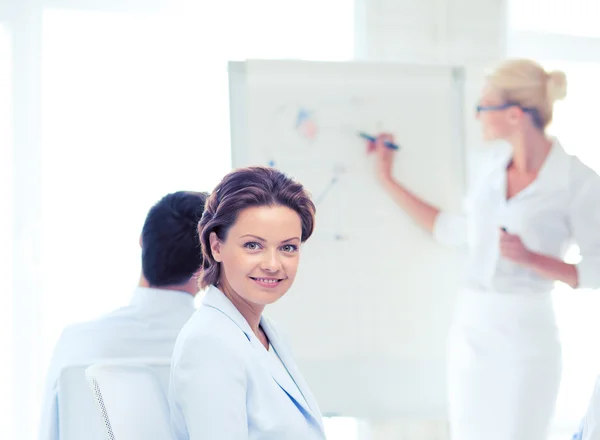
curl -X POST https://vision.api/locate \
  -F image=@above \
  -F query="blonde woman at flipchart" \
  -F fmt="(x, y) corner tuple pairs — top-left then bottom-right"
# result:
(366, 59), (600, 440)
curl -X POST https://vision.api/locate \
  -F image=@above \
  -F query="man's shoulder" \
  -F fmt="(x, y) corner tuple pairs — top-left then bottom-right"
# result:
(51, 302), (190, 367)
(50, 312), (137, 364)
(58, 306), (139, 341)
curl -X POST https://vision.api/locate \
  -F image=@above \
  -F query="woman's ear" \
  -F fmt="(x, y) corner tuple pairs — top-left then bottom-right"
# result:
(507, 106), (524, 125)
(209, 232), (223, 262)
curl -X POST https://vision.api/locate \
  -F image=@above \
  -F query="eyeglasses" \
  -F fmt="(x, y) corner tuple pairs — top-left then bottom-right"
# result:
(476, 103), (526, 113)
(475, 102), (543, 129)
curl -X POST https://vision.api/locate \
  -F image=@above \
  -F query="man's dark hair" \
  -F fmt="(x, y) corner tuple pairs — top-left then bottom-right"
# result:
(141, 191), (208, 287)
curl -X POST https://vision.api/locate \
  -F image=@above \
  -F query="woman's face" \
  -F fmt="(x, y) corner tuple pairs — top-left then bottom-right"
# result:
(477, 84), (522, 141)
(210, 205), (303, 308)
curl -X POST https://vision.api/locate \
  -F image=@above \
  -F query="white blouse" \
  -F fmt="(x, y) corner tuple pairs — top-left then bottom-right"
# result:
(433, 139), (600, 294)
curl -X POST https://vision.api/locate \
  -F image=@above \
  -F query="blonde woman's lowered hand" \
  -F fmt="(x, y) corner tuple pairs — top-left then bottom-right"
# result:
(499, 229), (532, 265)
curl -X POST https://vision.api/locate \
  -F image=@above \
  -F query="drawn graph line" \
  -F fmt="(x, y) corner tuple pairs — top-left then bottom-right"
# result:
(314, 163), (346, 206)
(265, 104), (387, 167)
(265, 160), (348, 241)
(266, 97), (375, 145)
(262, 99), (379, 241)
(314, 176), (337, 206)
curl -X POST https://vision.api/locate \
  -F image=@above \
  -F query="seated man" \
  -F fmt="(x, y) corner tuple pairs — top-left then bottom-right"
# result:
(39, 191), (208, 440)
(573, 377), (600, 440)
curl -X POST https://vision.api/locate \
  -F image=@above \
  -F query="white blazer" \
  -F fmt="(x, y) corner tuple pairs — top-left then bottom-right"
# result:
(169, 286), (325, 440)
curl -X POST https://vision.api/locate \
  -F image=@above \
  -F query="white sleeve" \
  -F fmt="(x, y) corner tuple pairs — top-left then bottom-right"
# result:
(170, 333), (248, 440)
(571, 177), (600, 290)
(431, 147), (500, 248)
(432, 211), (468, 247)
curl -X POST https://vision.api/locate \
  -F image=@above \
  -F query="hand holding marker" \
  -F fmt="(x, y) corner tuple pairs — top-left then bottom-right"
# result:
(358, 132), (400, 151)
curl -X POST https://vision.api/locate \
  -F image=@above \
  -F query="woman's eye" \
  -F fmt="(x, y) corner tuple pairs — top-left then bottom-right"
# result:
(282, 244), (298, 253)
(244, 242), (261, 250)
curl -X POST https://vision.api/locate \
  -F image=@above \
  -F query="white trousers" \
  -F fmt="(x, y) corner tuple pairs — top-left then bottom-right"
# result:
(447, 290), (562, 440)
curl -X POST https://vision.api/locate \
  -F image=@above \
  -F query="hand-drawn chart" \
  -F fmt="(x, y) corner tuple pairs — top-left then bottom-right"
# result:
(264, 97), (377, 158)
(261, 98), (389, 242)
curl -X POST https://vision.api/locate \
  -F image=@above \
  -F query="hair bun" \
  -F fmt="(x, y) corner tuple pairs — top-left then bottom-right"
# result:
(546, 70), (567, 102)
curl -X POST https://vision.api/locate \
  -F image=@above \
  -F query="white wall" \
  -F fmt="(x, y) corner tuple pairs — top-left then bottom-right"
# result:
(356, 0), (508, 438)
(357, 0), (506, 65)
(359, 0), (507, 165)
(10, 3), (44, 440)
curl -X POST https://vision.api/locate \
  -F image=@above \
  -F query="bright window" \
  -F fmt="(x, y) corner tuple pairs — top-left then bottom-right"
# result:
(542, 61), (600, 427)
(510, 0), (600, 38)
(508, 5), (600, 431)
(0, 23), (14, 440)
(545, 62), (600, 172)
(40, 9), (233, 356)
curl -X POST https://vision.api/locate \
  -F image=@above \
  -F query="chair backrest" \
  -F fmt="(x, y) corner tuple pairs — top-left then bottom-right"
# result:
(85, 360), (172, 440)
(58, 366), (106, 440)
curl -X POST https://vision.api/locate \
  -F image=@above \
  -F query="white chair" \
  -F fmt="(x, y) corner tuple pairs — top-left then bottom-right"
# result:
(58, 365), (107, 440)
(85, 360), (172, 440)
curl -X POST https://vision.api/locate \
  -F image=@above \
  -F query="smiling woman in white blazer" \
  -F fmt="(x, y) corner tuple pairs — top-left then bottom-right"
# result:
(367, 59), (600, 440)
(169, 166), (325, 440)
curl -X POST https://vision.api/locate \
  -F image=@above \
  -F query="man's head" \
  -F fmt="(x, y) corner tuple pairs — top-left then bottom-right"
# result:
(141, 191), (208, 292)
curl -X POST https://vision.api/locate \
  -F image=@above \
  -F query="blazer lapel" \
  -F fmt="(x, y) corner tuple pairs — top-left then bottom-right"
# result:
(260, 317), (323, 428)
(202, 286), (255, 338)
(202, 287), (323, 429)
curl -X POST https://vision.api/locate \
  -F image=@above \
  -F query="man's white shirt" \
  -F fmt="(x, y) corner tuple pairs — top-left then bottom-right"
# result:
(39, 287), (195, 440)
